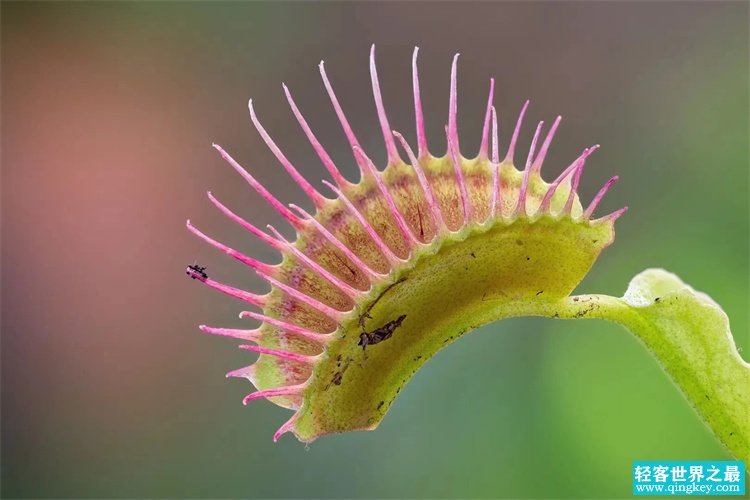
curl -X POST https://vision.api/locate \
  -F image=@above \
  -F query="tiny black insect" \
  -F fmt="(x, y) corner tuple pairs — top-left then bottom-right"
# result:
(358, 314), (407, 353)
(186, 263), (208, 280)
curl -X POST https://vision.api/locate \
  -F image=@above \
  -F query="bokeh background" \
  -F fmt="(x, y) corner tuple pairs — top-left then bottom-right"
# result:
(2, 1), (748, 498)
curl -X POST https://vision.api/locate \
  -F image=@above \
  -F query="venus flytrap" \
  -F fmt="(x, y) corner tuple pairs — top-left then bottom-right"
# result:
(186, 47), (749, 459)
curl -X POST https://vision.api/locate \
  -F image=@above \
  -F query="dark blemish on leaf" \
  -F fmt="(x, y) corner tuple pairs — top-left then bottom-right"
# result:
(377, 401), (384, 410)
(324, 356), (352, 390)
(592, 239), (598, 244)
(470, 252), (476, 258)
(553, 312), (560, 318)
(442, 335), (454, 344)
(359, 314), (407, 355)
(417, 205), (425, 239)
(481, 290), (508, 302)
(358, 277), (407, 328)
(331, 251), (357, 278)
(654, 297), (660, 303)
(705, 394), (710, 400)
(573, 303), (597, 319)
(536, 290), (544, 296)
(413, 355), (423, 361)
(526, 256), (530, 261)
(573, 297), (580, 302)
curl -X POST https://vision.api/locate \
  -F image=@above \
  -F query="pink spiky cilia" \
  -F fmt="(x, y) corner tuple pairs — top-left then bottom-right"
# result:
(186, 46), (627, 443)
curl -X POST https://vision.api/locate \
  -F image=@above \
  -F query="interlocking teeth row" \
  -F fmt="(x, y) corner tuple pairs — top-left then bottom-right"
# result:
(186, 46), (625, 441)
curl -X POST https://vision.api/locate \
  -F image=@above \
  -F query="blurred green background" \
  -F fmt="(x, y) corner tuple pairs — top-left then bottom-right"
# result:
(2, 1), (748, 498)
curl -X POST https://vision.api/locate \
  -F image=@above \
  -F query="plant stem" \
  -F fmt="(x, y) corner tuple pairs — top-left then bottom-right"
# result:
(535, 291), (749, 461)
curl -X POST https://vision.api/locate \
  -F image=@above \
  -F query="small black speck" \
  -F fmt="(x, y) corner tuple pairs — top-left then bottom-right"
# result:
(377, 401), (384, 410)
(331, 372), (343, 386)
(592, 239), (598, 244)
(526, 256), (530, 261)
(553, 313), (559, 318)
(413, 355), (423, 361)
(536, 290), (543, 296)
(470, 252), (476, 258)
(654, 297), (660, 303)
(573, 297), (580, 302)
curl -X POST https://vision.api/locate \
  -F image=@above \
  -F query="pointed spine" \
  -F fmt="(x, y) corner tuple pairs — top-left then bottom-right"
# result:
(240, 345), (318, 364)
(257, 271), (350, 321)
(584, 176), (619, 220)
(273, 412), (300, 442)
(563, 161), (586, 215)
(242, 382), (308, 405)
(186, 268), (265, 308)
(503, 100), (529, 165)
(369, 45), (400, 165)
(266, 224), (365, 298)
(537, 151), (585, 214)
(322, 180), (403, 266)
(319, 60), (365, 173)
(530, 115), (561, 174)
(478, 78), (495, 159)
(593, 206), (628, 223)
(446, 125), (473, 224)
(248, 100), (327, 207)
(289, 203), (386, 282)
(490, 106), (500, 218)
(207, 192), (283, 251)
(353, 147), (419, 248)
(186, 220), (275, 275)
(537, 146), (599, 215)
(239, 310), (333, 344)
(212, 144), (303, 229)
(448, 54), (460, 155)
(393, 131), (446, 233)
(225, 364), (256, 380)
(563, 145), (601, 216)
(200, 324), (261, 342)
(412, 46), (428, 158)
(283, 83), (350, 188)
(516, 121), (544, 217)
